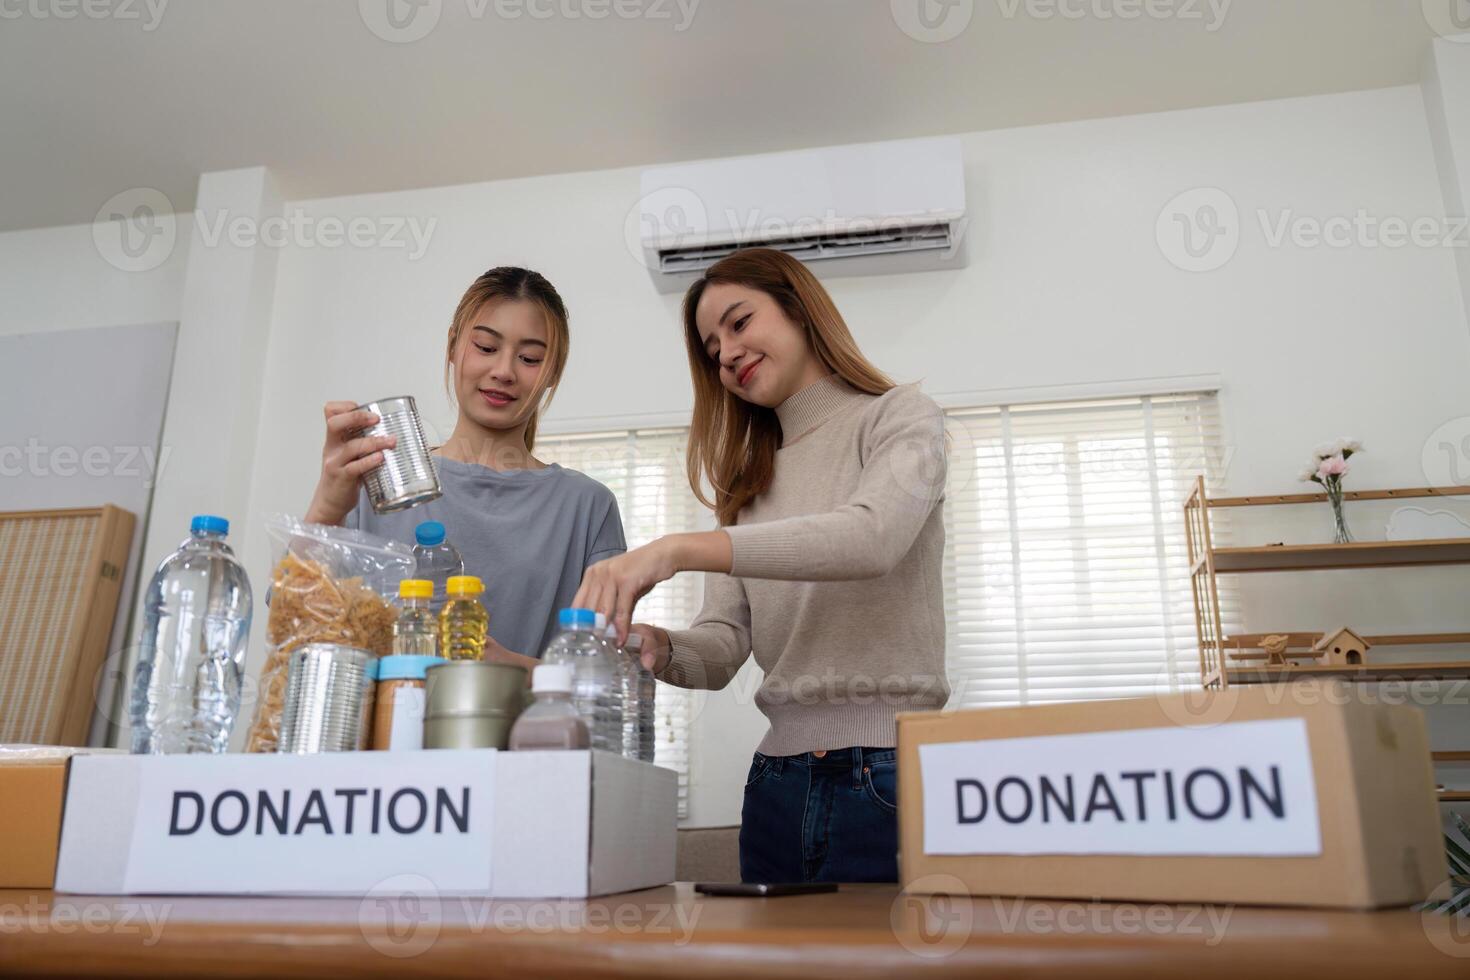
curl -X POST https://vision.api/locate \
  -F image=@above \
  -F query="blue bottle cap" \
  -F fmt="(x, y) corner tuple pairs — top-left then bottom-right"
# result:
(415, 521), (446, 546)
(190, 515), (229, 536)
(376, 655), (445, 681)
(558, 608), (597, 628)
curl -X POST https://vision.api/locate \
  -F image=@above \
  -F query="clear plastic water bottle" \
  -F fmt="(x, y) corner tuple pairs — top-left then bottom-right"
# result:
(130, 515), (252, 754)
(620, 632), (657, 763)
(543, 608), (619, 752)
(631, 634), (656, 764)
(604, 625), (646, 761)
(413, 520), (464, 614)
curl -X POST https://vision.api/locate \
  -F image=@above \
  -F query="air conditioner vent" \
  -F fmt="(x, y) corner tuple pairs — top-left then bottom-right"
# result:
(657, 222), (955, 275)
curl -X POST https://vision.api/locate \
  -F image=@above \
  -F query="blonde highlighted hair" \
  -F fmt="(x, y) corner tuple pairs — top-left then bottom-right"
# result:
(682, 248), (894, 525)
(444, 266), (569, 451)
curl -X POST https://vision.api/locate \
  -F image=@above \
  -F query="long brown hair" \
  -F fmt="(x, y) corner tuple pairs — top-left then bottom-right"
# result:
(683, 248), (894, 525)
(444, 266), (569, 451)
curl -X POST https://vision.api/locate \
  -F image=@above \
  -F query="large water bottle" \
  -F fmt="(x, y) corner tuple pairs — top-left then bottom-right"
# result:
(413, 520), (464, 614)
(630, 633), (656, 764)
(543, 608), (619, 752)
(130, 515), (253, 754)
(605, 628), (640, 758)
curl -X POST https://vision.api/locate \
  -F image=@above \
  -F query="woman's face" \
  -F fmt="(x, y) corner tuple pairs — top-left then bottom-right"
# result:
(453, 298), (548, 430)
(694, 282), (823, 408)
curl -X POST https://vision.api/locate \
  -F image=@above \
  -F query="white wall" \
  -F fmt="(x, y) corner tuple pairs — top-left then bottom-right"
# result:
(0, 220), (188, 336)
(7, 82), (1469, 825)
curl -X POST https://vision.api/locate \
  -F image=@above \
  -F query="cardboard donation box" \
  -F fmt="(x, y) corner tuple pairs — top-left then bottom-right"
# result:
(55, 749), (675, 898)
(0, 746), (124, 888)
(898, 681), (1443, 909)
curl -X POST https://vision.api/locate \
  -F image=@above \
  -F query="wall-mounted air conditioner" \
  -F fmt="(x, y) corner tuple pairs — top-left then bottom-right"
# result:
(636, 136), (968, 293)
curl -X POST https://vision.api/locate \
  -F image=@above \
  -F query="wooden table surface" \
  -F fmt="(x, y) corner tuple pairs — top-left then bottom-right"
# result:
(1, 884), (1466, 978)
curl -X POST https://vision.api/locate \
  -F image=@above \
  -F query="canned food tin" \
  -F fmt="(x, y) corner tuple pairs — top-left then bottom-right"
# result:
(423, 661), (525, 749)
(354, 395), (442, 514)
(278, 643), (375, 753)
(423, 713), (518, 750)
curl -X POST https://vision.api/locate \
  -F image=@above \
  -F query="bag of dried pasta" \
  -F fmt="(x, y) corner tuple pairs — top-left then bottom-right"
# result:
(245, 514), (414, 752)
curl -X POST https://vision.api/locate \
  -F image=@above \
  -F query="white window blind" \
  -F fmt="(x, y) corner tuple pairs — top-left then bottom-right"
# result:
(942, 391), (1238, 707)
(535, 428), (702, 816)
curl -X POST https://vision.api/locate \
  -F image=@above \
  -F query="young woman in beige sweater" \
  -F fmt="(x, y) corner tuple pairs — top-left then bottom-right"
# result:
(574, 248), (948, 883)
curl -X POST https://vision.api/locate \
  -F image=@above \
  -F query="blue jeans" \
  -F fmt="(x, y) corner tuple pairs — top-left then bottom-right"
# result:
(738, 747), (899, 884)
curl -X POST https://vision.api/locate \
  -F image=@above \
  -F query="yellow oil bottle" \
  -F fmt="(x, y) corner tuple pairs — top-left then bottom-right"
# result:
(439, 575), (489, 661)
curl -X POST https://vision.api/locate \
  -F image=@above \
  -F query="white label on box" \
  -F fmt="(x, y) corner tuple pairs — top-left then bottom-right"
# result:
(919, 718), (1321, 857)
(123, 749), (494, 894)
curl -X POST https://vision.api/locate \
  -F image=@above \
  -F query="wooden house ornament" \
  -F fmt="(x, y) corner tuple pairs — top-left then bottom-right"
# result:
(1313, 627), (1371, 666)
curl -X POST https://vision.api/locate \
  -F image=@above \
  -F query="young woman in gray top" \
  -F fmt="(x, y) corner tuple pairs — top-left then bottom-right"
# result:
(304, 266), (626, 668)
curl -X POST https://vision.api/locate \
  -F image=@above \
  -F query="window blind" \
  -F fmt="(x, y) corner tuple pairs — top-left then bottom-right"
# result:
(535, 427), (702, 816)
(941, 391), (1238, 707)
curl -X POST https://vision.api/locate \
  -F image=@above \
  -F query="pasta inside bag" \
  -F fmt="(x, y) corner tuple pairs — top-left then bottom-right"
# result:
(245, 514), (414, 753)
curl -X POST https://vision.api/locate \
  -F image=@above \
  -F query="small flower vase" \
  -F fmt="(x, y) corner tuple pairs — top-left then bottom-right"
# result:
(1326, 482), (1352, 544)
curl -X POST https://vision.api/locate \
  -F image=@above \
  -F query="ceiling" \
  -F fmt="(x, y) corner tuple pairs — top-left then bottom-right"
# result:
(0, 0), (1441, 233)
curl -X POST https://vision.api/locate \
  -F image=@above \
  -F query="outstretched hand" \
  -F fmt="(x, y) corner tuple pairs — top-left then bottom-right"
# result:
(573, 541), (678, 644)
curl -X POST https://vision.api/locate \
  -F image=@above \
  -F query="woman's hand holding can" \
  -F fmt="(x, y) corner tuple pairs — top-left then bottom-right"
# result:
(304, 400), (397, 526)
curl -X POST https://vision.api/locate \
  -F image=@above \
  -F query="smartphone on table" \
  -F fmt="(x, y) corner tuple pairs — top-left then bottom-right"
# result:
(694, 882), (838, 897)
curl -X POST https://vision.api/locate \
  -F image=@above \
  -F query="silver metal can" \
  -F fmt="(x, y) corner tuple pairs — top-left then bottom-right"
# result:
(277, 644), (376, 753)
(423, 713), (518, 750)
(423, 661), (525, 750)
(354, 395), (442, 514)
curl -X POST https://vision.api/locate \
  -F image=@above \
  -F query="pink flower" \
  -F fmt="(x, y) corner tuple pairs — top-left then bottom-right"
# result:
(1317, 455), (1348, 480)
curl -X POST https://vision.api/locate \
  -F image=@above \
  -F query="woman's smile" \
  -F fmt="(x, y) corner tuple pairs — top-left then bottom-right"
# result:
(480, 388), (517, 408)
(737, 356), (764, 388)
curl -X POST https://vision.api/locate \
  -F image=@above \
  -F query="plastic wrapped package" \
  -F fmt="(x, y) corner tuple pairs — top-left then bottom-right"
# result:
(244, 515), (414, 753)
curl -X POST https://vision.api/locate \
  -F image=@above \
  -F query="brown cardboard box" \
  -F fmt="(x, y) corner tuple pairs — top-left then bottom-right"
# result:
(898, 680), (1443, 909)
(0, 746), (124, 889)
(0, 761), (70, 888)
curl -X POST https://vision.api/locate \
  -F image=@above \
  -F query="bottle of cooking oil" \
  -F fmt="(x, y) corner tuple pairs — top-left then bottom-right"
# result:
(440, 575), (489, 661)
(393, 579), (439, 657)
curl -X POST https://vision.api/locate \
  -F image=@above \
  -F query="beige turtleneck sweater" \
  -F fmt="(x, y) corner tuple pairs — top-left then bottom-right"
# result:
(660, 375), (950, 756)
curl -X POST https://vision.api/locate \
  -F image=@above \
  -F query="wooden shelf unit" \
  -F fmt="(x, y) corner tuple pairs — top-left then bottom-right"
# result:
(1205, 538), (1470, 573)
(1223, 662), (1470, 685)
(1183, 477), (1470, 691)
